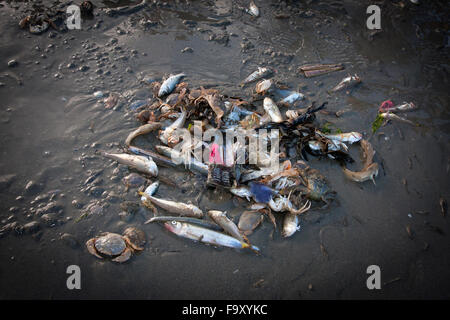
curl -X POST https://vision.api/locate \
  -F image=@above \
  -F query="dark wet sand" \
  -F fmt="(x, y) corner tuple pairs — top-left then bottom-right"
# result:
(0, 0), (449, 299)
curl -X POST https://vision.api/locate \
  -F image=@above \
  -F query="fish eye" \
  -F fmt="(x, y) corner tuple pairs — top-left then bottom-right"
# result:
(171, 221), (177, 225)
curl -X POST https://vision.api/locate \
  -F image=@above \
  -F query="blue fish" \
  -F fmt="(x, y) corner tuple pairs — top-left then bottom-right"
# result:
(249, 182), (275, 203)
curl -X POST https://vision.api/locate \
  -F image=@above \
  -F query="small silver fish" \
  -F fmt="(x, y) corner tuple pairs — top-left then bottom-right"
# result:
(323, 132), (362, 144)
(164, 221), (260, 252)
(145, 215), (222, 230)
(229, 186), (252, 201)
(102, 152), (158, 177)
(208, 210), (245, 242)
(263, 97), (283, 123)
(140, 192), (203, 218)
(279, 91), (305, 107)
(380, 112), (415, 126)
(330, 74), (361, 92)
(158, 73), (185, 97)
(242, 67), (272, 85)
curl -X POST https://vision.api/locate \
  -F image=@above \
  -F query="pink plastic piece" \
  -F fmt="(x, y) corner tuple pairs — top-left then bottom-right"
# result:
(209, 143), (224, 165)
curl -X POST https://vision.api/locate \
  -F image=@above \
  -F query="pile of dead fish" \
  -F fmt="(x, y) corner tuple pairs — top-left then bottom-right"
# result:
(88, 63), (415, 259)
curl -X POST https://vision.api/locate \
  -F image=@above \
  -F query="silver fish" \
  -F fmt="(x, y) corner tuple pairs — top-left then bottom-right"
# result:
(140, 192), (204, 218)
(380, 112), (416, 126)
(164, 221), (260, 252)
(382, 101), (417, 113)
(140, 181), (159, 201)
(242, 67), (272, 85)
(323, 132), (362, 144)
(279, 91), (305, 107)
(263, 97), (283, 123)
(102, 152), (158, 176)
(208, 210), (245, 242)
(282, 213), (300, 238)
(145, 215), (222, 231)
(229, 186), (252, 201)
(158, 73), (185, 97)
(330, 74), (361, 92)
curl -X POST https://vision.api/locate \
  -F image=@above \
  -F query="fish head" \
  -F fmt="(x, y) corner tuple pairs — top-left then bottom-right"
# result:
(164, 221), (182, 234)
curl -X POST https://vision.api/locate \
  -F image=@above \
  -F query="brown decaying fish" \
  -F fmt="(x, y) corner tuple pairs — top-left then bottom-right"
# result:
(343, 162), (379, 185)
(208, 210), (246, 242)
(125, 122), (162, 146)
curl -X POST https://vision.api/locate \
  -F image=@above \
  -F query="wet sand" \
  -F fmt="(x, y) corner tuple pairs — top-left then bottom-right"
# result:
(0, 0), (449, 299)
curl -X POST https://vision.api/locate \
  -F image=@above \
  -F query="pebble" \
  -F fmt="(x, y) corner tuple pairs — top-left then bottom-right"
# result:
(61, 233), (79, 248)
(23, 221), (40, 234)
(25, 180), (42, 195)
(181, 47), (193, 53)
(93, 91), (104, 98)
(7, 59), (18, 67)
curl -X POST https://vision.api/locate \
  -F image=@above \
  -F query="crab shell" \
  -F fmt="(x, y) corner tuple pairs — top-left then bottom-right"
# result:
(86, 229), (145, 263)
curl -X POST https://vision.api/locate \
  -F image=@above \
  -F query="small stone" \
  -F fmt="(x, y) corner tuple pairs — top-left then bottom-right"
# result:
(61, 233), (79, 248)
(23, 221), (40, 234)
(181, 47), (193, 53)
(7, 59), (18, 67)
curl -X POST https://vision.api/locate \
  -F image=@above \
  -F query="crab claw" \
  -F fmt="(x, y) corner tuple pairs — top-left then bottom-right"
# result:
(111, 247), (132, 263)
(86, 238), (103, 259)
(124, 236), (144, 251)
(289, 200), (311, 215)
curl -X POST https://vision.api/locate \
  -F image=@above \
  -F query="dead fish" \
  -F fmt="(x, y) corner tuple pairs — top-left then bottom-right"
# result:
(238, 210), (263, 235)
(380, 112), (416, 126)
(379, 101), (417, 113)
(342, 162), (379, 185)
(242, 67), (272, 85)
(125, 122), (162, 146)
(440, 198), (447, 217)
(278, 91), (305, 107)
(159, 109), (187, 146)
(208, 210), (245, 242)
(229, 186), (253, 201)
(158, 73), (185, 97)
(298, 63), (344, 78)
(360, 139), (375, 169)
(263, 97), (283, 123)
(164, 221), (260, 252)
(285, 108), (308, 120)
(102, 152), (158, 177)
(139, 191), (203, 218)
(330, 74), (361, 92)
(323, 132), (362, 144)
(247, 1), (260, 17)
(145, 215), (222, 231)
(282, 213), (300, 238)
(255, 79), (274, 94)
